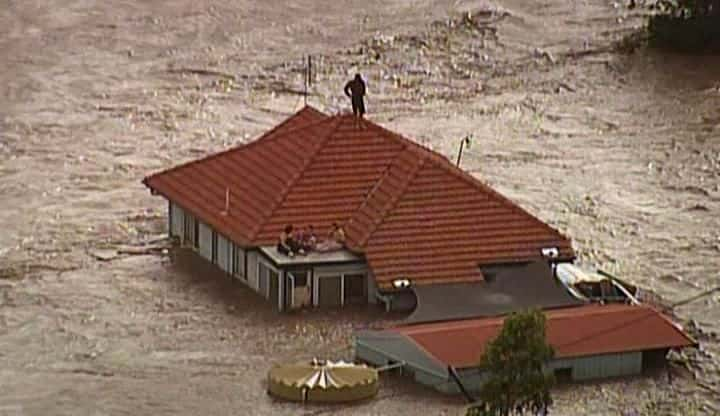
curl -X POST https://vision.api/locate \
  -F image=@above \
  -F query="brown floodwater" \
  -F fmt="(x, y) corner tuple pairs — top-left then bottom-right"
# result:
(1, 1), (719, 415)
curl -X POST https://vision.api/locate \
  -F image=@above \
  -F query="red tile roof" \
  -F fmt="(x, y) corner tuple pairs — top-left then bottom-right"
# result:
(393, 304), (696, 368)
(143, 107), (328, 246)
(143, 106), (574, 289)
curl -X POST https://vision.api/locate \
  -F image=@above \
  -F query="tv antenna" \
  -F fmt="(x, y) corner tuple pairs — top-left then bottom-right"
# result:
(304, 55), (313, 106)
(456, 134), (473, 167)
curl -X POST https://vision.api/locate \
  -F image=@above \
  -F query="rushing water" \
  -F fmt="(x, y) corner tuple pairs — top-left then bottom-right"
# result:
(1, 1), (718, 415)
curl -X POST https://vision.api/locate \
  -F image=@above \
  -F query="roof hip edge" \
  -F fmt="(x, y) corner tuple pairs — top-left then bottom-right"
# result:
(355, 150), (429, 248)
(249, 117), (343, 241)
(142, 106), (329, 185)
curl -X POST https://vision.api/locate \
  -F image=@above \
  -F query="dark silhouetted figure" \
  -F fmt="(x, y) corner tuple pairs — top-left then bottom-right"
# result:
(344, 73), (366, 128)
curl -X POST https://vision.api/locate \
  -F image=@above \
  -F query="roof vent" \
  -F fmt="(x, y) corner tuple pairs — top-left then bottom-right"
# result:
(392, 278), (411, 289)
(541, 247), (559, 258)
(220, 187), (230, 216)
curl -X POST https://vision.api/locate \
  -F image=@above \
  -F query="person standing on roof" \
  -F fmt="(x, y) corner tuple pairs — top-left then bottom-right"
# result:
(344, 73), (366, 128)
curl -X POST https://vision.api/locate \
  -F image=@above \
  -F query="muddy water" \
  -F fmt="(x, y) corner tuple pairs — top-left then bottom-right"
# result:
(1, 0), (719, 415)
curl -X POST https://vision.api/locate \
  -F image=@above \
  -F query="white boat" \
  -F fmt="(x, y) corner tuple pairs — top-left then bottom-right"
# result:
(555, 263), (640, 305)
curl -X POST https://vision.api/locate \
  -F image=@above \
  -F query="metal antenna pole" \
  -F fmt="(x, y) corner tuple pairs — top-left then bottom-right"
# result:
(303, 55), (308, 106)
(308, 55), (312, 86)
(456, 135), (472, 167)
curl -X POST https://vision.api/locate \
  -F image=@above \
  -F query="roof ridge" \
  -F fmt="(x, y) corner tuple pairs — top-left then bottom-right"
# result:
(142, 106), (328, 186)
(422, 306), (683, 343)
(395, 304), (628, 331)
(355, 148), (429, 248)
(361, 118), (572, 255)
(362, 119), (435, 158)
(551, 307), (661, 351)
(249, 116), (343, 240)
(344, 157), (396, 249)
(252, 105), (326, 145)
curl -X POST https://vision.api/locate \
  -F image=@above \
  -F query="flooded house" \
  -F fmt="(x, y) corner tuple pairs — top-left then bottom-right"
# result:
(142, 105), (697, 392)
(142, 106), (575, 311)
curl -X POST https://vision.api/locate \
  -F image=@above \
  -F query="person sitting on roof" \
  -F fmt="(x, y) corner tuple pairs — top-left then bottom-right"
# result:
(330, 222), (346, 244)
(293, 227), (308, 255)
(293, 226), (305, 246)
(316, 222), (346, 252)
(301, 225), (318, 252)
(278, 224), (302, 257)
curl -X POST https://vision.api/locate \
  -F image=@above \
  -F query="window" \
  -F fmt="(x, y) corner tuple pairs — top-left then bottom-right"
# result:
(258, 261), (280, 302)
(211, 232), (218, 264)
(233, 246), (245, 279)
(183, 215), (198, 248)
(168, 201), (173, 235)
(268, 268), (279, 307)
(193, 220), (199, 249)
(258, 262), (270, 297)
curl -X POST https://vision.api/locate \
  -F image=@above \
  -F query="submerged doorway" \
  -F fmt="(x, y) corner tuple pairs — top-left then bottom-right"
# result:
(315, 271), (368, 307)
(344, 273), (367, 305)
(318, 275), (342, 307)
(284, 269), (312, 310)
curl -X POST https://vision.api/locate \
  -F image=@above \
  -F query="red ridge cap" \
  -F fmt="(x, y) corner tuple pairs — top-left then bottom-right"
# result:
(249, 117), (343, 241)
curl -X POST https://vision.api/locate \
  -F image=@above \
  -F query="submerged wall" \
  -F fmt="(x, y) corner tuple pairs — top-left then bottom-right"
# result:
(167, 200), (259, 296)
(550, 351), (642, 381)
(357, 332), (653, 395)
(166, 199), (377, 311)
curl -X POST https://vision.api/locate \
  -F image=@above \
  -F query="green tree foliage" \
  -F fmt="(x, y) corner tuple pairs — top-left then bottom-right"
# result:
(644, 0), (720, 52)
(466, 309), (555, 416)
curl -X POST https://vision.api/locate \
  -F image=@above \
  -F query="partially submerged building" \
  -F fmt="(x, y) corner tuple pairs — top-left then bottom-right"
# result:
(355, 304), (696, 393)
(142, 106), (574, 311)
(142, 105), (696, 393)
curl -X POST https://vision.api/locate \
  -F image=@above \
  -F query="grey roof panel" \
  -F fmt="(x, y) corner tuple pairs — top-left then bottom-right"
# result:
(405, 261), (584, 325)
(354, 330), (448, 378)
